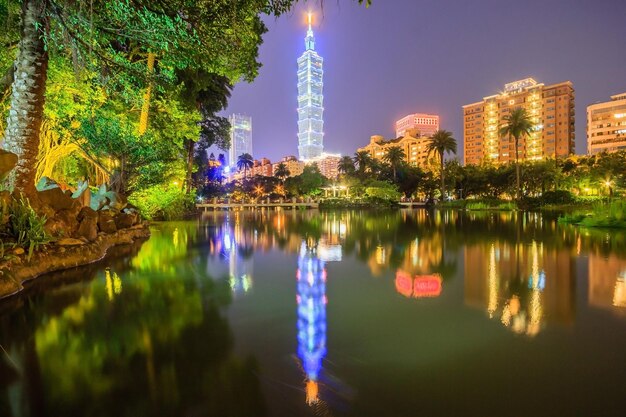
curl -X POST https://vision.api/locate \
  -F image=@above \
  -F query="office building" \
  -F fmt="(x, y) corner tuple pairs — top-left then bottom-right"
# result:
(228, 114), (253, 167)
(395, 113), (439, 138)
(297, 14), (324, 160)
(357, 128), (435, 169)
(587, 92), (626, 154)
(463, 78), (575, 165)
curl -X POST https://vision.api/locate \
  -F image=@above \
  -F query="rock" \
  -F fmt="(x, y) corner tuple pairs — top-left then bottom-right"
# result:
(36, 176), (60, 191)
(0, 191), (10, 227)
(13, 247), (24, 256)
(72, 180), (91, 208)
(38, 187), (73, 211)
(114, 212), (134, 229)
(97, 210), (117, 234)
(76, 216), (98, 242)
(0, 150), (18, 181)
(77, 206), (97, 221)
(45, 209), (79, 237)
(56, 237), (85, 246)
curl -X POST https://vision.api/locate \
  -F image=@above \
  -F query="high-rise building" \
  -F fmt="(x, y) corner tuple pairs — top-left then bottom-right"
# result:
(228, 114), (253, 167)
(357, 128), (436, 169)
(587, 92), (626, 154)
(297, 13), (324, 161)
(463, 78), (575, 166)
(395, 113), (439, 138)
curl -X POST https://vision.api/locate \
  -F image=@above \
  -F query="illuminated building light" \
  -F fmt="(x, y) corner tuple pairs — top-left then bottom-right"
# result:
(297, 14), (324, 160)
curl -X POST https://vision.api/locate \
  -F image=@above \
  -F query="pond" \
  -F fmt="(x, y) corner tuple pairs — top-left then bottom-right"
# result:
(1, 209), (626, 417)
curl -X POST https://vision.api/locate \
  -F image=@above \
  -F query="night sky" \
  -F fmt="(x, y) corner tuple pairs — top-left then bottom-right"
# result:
(222, 0), (626, 162)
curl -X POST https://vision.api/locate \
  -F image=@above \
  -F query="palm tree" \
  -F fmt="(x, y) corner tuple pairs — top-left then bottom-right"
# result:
(354, 151), (373, 176)
(382, 146), (405, 182)
(426, 130), (457, 201)
(237, 153), (254, 178)
(274, 162), (290, 181)
(499, 108), (534, 199)
(337, 155), (355, 175)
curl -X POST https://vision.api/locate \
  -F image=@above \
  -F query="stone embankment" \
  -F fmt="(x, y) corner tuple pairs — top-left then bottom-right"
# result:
(0, 225), (149, 299)
(1, 149), (151, 299)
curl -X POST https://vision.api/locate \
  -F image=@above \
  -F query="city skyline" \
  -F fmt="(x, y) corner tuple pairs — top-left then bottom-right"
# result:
(222, 0), (626, 162)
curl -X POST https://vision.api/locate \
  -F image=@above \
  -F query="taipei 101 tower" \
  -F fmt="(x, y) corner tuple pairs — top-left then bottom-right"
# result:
(297, 13), (324, 160)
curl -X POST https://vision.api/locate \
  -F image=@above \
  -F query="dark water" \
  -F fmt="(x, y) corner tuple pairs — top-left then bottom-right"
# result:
(1, 209), (626, 417)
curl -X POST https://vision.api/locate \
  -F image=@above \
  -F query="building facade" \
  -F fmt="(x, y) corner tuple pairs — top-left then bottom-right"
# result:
(357, 128), (434, 169)
(463, 78), (575, 166)
(273, 155), (305, 178)
(309, 153), (341, 179)
(297, 15), (324, 160)
(395, 113), (439, 138)
(228, 114), (253, 167)
(587, 92), (626, 154)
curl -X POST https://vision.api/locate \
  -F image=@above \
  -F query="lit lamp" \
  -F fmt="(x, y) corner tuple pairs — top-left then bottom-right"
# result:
(604, 179), (613, 199)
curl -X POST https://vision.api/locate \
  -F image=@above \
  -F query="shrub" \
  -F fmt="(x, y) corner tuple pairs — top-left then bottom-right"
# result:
(129, 184), (194, 221)
(540, 190), (575, 205)
(5, 196), (50, 260)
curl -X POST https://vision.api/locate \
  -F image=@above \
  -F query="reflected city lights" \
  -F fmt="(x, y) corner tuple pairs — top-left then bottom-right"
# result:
(395, 270), (442, 298)
(614, 273), (626, 308)
(296, 241), (327, 406)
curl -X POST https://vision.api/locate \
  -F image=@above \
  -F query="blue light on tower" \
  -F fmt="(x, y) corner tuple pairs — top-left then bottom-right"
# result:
(297, 12), (324, 160)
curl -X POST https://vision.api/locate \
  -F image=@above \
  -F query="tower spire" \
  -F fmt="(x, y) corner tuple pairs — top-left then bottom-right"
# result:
(305, 12), (315, 50)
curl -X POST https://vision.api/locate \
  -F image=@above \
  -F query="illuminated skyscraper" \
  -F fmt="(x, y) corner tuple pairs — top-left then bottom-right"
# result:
(228, 114), (253, 167)
(297, 13), (324, 160)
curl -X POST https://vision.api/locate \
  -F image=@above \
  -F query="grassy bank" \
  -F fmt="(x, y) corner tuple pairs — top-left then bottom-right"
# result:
(319, 197), (400, 210)
(559, 200), (626, 228)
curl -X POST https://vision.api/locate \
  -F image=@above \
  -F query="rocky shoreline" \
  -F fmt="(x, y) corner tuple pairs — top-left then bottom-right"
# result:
(0, 224), (150, 300)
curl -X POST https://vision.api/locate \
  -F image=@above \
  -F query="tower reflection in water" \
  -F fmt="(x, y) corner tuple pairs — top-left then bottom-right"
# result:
(296, 239), (328, 406)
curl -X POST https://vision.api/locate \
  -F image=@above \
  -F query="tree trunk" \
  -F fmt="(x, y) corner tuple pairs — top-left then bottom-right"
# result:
(1, 0), (49, 197)
(440, 153), (445, 200)
(138, 52), (156, 135)
(514, 134), (520, 200)
(184, 138), (194, 194)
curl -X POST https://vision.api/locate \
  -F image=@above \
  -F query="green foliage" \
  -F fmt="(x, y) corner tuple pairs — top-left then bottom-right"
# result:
(129, 184), (194, 221)
(285, 165), (327, 196)
(560, 200), (626, 228)
(4, 196), (50, 260)
(364, 181), (401, 202)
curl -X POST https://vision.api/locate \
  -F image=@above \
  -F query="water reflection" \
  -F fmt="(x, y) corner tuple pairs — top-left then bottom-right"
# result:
(1, 210), (626, 416)
(465, 238), (574, 336)
(296, 240), (328, 408)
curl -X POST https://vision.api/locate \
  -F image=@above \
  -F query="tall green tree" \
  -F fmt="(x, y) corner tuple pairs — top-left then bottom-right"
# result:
(338, 155), (355, 176)
(274, 162), (290, 181)
(382, 146), (405, 182)
(354, 150), (373, 177)
(237, 153), (254, 178)
(426, 130), (457, 200)
(499, 108), (534, 199)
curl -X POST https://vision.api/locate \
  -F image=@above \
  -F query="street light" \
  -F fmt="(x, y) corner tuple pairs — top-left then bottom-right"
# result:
(604, 179), (613, 200)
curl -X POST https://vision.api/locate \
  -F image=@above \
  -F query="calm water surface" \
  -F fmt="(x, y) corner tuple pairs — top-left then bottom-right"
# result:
(1, 209), (626, 417)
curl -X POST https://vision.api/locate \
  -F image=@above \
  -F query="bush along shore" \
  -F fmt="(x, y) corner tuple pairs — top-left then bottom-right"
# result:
(1, 155), (150, 299)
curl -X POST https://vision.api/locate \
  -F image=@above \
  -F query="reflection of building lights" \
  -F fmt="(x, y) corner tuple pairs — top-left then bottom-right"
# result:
(395, 271), (442, 298)
(488, 244), (499, 318)
(297, 241), (327, 406)
(105, 269), (122, 301)
(613, 274), (626, 308)
(376, 245), (386, 265)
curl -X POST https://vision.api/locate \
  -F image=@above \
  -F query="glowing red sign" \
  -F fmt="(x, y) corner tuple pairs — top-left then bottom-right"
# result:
(395, 271), (442, 298)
